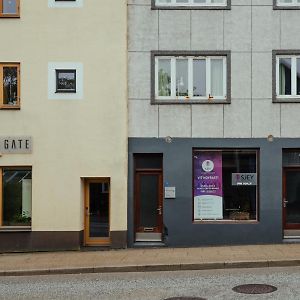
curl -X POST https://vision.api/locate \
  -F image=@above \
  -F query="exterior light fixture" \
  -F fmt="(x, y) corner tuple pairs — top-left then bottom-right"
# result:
(165, 136), (172, 143)
(267, 135), (274, 142)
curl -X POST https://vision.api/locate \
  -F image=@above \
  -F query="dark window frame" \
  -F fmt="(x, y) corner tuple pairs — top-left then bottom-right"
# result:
(151, 0), (231, 10)
(192, 148), (260, 224)
(55, 69), (77, 93)
(151, 50), (231, 105)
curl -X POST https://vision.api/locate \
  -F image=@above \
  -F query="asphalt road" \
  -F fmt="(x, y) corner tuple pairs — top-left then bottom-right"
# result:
(1, 267), (300, 300)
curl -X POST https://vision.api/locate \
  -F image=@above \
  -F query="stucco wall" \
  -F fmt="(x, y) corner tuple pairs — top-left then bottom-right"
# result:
(0, 0), (127, 232)
(128, 0), (300, 138)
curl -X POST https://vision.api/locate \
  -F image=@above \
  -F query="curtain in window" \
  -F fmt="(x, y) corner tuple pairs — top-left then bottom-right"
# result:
(279, 63), (286, 95)
(211, 59), (223, 97)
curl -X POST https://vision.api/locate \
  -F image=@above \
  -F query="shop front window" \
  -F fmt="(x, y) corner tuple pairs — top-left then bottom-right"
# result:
(0, 168), (32, 227)
(193, 149), (258, 222)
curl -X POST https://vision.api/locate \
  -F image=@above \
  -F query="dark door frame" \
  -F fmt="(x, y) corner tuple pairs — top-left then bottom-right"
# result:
(283, 167), (300, 230)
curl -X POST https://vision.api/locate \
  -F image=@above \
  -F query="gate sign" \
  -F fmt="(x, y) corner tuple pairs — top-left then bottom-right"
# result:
(0, 137), (32, 154)
(232, 173), (257, 186)
(194, 151), (223, 220)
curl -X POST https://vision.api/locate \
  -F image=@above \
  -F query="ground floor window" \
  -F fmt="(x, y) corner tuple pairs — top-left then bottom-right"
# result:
(0, 167), (32, 227)
(193, 149), (258, 222)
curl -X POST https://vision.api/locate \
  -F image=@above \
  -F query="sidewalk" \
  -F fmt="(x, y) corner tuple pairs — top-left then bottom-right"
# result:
(1, 244), (300, 276)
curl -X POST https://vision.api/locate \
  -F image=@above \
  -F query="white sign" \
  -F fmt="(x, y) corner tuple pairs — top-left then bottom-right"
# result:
(194, 195), (223, 220)
(164, 187), (176, 199)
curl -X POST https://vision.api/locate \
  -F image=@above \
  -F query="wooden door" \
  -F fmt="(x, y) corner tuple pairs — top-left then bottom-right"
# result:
(134, 171), (163, 236)
(84, 179), (110, 246)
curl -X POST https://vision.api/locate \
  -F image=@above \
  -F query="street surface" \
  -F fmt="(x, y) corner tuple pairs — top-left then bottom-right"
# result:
(0, 267), (300, 299)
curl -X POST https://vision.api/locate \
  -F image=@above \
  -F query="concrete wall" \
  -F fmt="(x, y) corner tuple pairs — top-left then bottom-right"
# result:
(0, 1), (127, 235)
(128, 0), (300, 139)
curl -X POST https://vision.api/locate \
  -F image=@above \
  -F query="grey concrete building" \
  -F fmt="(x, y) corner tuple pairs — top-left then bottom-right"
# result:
(128, 0), (300, 247)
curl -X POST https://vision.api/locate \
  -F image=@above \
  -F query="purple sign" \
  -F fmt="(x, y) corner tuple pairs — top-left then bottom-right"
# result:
(194, 151), (223, 220)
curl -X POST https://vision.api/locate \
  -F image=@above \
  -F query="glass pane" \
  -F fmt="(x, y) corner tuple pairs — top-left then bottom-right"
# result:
(211, 59), (224, 97)
(3, 169), (32, 226)
(283, 150), (300, 167)
(56, 70), (76, 92)
(156, 0), (172, 3)
(279, 58), (292, 95)
(158, 59), (171, 97)
(297, 59), (300, 95)
(176, 59), (188, 97)
(135, 154), (163, 169)
(140, 175), (158, 228)
(193, 59), (206, 97)
(3, 67), (18, 105)
(176, 0), (189, 3)
(193, 150), (257, 221)
(89, 182), (109, 238)
(286, 171), (300, 224)
(3, 0), (17, 14)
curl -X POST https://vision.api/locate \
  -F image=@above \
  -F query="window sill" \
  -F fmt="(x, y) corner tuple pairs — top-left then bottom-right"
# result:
(152, 6), (230, 10)
(0, 226), (31, 232)
(152, 99), (230, 105)
(0, 14), (20, 18)
(274, 5), (300, 10)
(0, 106), (20, 110)
(273, 98), (300, 103)
(193, 220), (259, 225)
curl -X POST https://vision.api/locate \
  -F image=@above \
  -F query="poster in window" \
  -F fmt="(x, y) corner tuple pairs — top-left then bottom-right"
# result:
(194, 151), (223, 220)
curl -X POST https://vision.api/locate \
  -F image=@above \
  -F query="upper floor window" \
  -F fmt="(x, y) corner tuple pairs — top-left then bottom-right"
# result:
(0, 0), (20, 17)
(153, 0), (229, 9)
(274, 0), (300, 9)
(273, 51), (300, 102)
(277, 0), (300, 6)
(0, 63), (20, 109)
(152, 51), (230, 104)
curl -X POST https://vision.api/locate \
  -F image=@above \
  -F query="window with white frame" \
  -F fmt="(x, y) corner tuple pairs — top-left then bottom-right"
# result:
(154, 55), (227, 102)
(276, 55), (300, 99)
(155, 0), (227, 6)
(277, 0), (300, 6)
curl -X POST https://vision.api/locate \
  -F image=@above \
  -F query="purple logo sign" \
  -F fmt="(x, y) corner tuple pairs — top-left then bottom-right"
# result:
(194, 151), (223, 198)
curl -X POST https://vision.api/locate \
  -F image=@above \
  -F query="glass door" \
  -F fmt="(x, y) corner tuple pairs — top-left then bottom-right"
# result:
(84, 179), (110, 246)
(283, 169), (300, 230)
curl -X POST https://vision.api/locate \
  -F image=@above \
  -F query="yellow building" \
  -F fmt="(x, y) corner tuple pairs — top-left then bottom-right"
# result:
(0, 0), (127, 251)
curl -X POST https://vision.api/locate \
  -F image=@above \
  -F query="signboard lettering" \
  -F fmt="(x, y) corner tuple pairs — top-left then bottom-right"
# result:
(0, 137), (32, 154)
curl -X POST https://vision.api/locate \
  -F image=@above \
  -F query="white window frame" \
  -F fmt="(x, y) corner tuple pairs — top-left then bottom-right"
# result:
(276, 55), (300, 99)
(277, 0), (300, 7)
(155, 0), (227, 6)
(155, 56), (227, 101)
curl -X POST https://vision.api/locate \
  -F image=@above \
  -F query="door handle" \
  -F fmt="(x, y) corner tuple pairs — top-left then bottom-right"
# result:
(283, 198), (288, 208)
(85, 207), (89, 217)
(157, 206), (162, 215)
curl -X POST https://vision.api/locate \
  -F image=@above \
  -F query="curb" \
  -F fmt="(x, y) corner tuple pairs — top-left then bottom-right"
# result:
(1, 259), (300, 277)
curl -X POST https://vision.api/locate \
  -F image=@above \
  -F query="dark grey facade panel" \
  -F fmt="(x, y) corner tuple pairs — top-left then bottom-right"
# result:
(127, 137), (292, 247)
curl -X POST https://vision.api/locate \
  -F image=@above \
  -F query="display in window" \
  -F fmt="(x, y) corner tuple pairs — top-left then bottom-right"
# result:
(193, 149), (258, 221)
(194, 151), (223, 220)
(2, 169), (32, 226)
(56, 69), (76, 93)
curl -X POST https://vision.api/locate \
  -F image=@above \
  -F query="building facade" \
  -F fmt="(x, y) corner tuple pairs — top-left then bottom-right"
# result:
(0, 0), (127, 252)
(128, 0), (300, 247)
